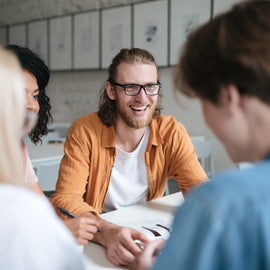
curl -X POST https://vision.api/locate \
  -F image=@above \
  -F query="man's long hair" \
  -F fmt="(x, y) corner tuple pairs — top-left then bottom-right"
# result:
(98, 48), (163, 127)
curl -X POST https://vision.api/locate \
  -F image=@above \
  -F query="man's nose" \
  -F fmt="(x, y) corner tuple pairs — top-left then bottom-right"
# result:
(135, 86), (147, 100)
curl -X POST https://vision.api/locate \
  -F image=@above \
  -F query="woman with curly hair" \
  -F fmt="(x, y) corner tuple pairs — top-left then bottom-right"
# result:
(6, 44), (52, 195)
(0, 45), (84, 270)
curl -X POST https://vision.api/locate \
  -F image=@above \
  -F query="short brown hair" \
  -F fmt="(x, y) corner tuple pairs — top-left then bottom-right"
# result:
(98, 48), (163, 126)
(176, 0), (270, 105)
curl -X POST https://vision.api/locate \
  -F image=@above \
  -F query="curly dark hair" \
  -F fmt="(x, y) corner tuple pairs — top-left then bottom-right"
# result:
(6, 45), (52, 144)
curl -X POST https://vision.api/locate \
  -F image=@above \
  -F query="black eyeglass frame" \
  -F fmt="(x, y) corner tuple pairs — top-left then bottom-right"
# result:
(113, 82), (162, 96)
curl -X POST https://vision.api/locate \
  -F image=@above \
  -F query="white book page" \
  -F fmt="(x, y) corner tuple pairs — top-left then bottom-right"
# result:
(116, 217), (173, 241)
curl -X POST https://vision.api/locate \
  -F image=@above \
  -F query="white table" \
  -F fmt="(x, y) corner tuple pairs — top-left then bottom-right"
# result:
(83, 192), (184, 270)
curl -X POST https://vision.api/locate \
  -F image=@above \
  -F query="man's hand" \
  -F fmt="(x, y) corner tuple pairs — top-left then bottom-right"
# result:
(129, 238), (166, 270)
(94, 221), (150, 266)
(63, 212), (99, 245)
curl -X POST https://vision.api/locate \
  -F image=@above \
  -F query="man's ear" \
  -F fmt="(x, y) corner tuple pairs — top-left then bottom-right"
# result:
(105, 81), (116, 100)
(220, 84), (242, 114)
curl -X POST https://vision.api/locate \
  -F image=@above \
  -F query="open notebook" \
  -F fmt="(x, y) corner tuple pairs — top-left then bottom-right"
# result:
(116, 216), (173, 241)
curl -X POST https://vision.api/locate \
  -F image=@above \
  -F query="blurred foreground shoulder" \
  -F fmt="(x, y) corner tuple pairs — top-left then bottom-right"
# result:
(0, 184), (84, 270)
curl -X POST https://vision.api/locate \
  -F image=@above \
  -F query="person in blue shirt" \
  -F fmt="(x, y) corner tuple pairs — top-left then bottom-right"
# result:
(130, 1), (270, 270)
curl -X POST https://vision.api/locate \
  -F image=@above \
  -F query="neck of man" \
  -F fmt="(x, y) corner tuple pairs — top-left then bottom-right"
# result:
(114, 118), (148, 153)
(245, 97), (270, 162)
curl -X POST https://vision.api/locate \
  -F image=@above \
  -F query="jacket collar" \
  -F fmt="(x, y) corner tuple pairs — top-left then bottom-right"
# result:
(148, 117), (163, 147)
(101, 124), (115, 148)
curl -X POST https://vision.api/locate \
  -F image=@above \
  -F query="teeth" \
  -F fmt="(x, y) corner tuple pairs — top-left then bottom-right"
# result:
(131, 106), (147, 111)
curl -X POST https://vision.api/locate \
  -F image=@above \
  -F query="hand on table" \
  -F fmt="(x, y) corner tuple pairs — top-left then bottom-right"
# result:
(129, 238), (166, 270)
(94, 221), (150, 266)
(63, 212), (99, 245)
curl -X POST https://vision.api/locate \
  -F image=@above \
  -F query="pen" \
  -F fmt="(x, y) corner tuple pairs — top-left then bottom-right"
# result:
(57, 206), (101, 232)
(57, 207), (77, 218)
(156, 224), (171, 233)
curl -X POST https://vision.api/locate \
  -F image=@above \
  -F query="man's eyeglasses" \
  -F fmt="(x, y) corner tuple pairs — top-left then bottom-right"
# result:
(113, 82), (162, 96)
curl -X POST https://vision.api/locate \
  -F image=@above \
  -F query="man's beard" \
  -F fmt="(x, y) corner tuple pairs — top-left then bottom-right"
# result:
(115, 100), (156, 129)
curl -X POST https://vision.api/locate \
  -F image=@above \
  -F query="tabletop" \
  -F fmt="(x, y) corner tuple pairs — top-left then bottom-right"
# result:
(83, 192), (184, 270)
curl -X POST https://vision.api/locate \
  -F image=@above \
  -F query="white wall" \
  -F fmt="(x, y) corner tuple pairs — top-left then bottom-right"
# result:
(0, 0), (235, 173)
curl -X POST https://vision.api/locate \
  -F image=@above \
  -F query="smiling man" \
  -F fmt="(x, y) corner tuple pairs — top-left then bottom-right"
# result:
(50, 48), (207, 266)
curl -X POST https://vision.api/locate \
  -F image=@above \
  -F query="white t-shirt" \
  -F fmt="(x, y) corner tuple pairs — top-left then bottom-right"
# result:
(0, 184), (84, 270)
(103, 127), (149, 212)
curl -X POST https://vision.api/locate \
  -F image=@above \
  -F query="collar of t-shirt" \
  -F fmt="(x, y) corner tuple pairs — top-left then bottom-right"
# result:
(102, 126), (150, 213)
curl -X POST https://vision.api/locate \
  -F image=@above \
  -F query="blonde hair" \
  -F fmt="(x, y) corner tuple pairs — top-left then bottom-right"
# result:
(0, 46), (26, 185)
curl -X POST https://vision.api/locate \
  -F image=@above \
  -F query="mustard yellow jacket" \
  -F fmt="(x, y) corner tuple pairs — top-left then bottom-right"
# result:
(50, 112), (207, 218)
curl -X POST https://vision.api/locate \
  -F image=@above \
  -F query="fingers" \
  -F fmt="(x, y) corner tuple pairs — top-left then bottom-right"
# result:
(143, 238), (166, 258)
(122, 228), (151, 257)
(128, 239), (166, 270)
(78, 226), (97, 242)
(105, 228), (137, 266)
(124, 235), (144, 255)
(95, 221), (161, 267)
(79, 212), (100, 227)
(131, 229), (150, 245)
(108, 244), (135, 266)
(77, 237), (89, 246)
(105, 227), (152, 266)
(63, 214), (100, 244)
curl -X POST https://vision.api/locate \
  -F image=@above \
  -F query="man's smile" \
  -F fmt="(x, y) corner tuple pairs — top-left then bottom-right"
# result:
(130, 105), (148, 112)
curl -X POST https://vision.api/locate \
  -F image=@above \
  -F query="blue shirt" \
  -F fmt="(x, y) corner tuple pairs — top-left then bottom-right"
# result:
(153, 152), (270, 270)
